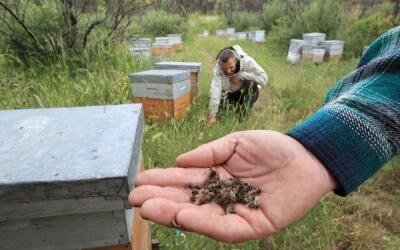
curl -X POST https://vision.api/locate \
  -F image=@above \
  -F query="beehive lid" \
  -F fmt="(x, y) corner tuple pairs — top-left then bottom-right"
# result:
(0, 104), (144, 208)
(303, 32), (326, 37)
(155, 37), (169, 43)
(154, 62), (202, 73)
(129, 70), (191, 84)
(152, 43), (173, 48)
(321, 40), (344, 44)
(290, 39), (304, 44)
(167, 34), (182, 38)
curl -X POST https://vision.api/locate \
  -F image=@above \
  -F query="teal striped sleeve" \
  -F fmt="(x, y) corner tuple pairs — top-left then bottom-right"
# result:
(288, 27), (400, 196)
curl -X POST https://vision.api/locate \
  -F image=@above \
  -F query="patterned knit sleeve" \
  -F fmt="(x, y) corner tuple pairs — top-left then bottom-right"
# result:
(288, 27), (400, 196)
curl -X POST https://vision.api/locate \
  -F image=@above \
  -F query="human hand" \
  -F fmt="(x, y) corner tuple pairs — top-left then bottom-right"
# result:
(207, 115), (217, 127)
(129, 130), (337, 243)
(229, 75), (242, 84)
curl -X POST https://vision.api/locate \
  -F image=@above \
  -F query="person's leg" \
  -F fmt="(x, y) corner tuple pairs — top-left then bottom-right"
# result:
(225, 90), (242, 113)
(237, 80), (259, 117)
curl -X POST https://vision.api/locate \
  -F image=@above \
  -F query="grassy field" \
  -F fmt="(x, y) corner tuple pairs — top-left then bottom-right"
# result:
(1, 30), (399, 249)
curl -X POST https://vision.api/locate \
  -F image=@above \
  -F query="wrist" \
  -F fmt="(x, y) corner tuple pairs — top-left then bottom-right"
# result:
(290, 136), (338, 194)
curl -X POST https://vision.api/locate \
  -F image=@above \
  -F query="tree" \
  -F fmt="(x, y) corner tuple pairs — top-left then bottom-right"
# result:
(0, 0), (150, 64)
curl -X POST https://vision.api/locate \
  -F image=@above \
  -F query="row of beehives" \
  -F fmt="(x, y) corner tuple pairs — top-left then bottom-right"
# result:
(129, 61), (202, 122)
(200, 28), (266, 43)
(287, 32), (344, 64)
(0, 104), (150, 249)
(128, 34), (183, 59)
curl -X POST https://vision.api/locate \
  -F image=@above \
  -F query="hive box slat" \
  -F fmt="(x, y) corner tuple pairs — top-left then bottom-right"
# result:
(154, 62), (202, 102)
(132, 92), (191, 121)
(0, 210), (131, 250)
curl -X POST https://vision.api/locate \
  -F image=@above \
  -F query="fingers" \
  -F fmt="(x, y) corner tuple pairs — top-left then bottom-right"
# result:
(134, 167), (210, 187)
(176, 132), (241, 168)
(129, 185), (191, 207)
(140, 198), (224, 227)
(175, 208), (256, 243)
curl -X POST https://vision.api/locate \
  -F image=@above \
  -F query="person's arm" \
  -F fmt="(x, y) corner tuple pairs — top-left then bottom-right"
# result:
(239, 57), (268, 86)
(208, 66), (223, 124)
(288, 26), (400, 196)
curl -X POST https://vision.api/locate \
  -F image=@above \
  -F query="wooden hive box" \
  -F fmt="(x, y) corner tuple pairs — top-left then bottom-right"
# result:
(129, 70), (192, 121)
(0, 104), (150, 250)
(320, 40), (344, 62)
(154, 62), (202, 103)
(152, 43), (173, 58)
(250, 30), (266, 43)
(287, 39), (304, 64)
(303, 32), (326, 46)
(167, 34), (184, 51)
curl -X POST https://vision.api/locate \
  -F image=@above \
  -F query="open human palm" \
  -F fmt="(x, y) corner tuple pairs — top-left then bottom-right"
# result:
(129, 130), (337, 242)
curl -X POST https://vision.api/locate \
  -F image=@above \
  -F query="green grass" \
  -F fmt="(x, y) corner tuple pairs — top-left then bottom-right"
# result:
(1, 29), (399, 250)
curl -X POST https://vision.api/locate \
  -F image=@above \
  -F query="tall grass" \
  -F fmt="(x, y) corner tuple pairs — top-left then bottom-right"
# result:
(0, 18), (399, 249)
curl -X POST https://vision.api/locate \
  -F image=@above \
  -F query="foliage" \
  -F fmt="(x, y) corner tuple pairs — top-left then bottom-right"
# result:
(0, 0), (148, 65)
(260, 0), (288, 33)
(267, 0), (348, 50)
(228, 11), (260, 32)
(141, 10), (187, 37)
(343, 11), (397, 57)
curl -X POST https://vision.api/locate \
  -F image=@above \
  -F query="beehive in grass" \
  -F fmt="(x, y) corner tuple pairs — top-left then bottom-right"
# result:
(0, 104), (150, 250)
(301, 45), (326, 63)
(128, 38), (152, 59)
(154, 62), (202, 103)
(321, 40), (344, 62)
(287, 39), (304, 64)
(216, 29), (226, 37)
(152, 37), (173, 58)
(250, 30), (266, 43)
(168, 34), (184, 51)
(311, 46), (326, 63)
(129, 70), (191, 121)
(303, 32), (326, 46)
(226, 27), (235, 37)
(234, 32), (247, 40)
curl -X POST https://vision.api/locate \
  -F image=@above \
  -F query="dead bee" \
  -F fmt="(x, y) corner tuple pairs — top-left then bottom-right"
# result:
(187, 167), (262, 214)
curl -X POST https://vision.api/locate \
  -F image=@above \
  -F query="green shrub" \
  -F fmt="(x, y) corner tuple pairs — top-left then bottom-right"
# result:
(187, 14), (225, 35)
(343, 12), (396, 57)
(141, 10), (187, 37)
(228, 11), (260, 31)
(268, 0), (349, 50)
(260, 0), (288, 33)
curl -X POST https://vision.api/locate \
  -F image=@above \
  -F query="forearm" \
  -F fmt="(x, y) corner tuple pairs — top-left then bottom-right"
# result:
(240, 71), (267, 86)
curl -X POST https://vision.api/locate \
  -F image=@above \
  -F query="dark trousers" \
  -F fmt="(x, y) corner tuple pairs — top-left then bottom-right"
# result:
(219, 80), (259, 117)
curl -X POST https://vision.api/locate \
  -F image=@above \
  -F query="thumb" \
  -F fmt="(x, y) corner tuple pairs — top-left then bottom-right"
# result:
(176, 132), (240, 168)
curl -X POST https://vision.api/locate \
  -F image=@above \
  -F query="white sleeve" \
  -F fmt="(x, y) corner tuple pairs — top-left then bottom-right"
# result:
(208, 66), (223, 116)
(240, 57), (268, 86)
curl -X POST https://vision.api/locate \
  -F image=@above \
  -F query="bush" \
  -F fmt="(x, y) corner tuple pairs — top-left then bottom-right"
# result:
(187, 14), (224, 34)
(228, 12), (260, 31)
(343, 12), (396, 57)
(0, 1), (146, 66)
(268, 0), (349, 50)
(141, 10), (187, 37)
(260, 0), (288, 33)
